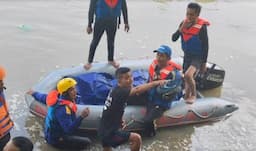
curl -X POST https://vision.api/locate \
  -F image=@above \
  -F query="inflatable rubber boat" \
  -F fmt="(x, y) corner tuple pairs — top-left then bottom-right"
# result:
(25, 58), (237, 131)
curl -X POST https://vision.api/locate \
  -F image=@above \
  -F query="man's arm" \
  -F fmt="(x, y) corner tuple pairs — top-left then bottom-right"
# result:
(121, 0), (128, 24)
(88, 0), (97, 27)
(129, 80), (165, 96)
(55, 106), (83, 134)
(172, 22), (183, 42)
(172, 30), (181, 42)
(29, 91), (47, 104)
(199, 25), (209, 63)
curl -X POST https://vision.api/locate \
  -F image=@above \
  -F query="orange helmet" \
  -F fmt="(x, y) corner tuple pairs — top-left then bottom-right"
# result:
(0, 66), (6, 80)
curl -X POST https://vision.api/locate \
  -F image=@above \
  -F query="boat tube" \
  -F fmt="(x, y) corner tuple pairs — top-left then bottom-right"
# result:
(25, 58), (236, 131)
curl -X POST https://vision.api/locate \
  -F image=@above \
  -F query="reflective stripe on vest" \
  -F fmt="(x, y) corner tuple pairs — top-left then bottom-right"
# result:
(0, 94), (13, 138)
(149, 59), (182, 81)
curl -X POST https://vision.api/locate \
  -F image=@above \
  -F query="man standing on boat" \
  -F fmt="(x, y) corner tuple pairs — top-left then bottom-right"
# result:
(144, 45), (183, 137)
(27, 78), (91, 150)
(84, 0), (130, 70)
(0, 66), (14, 151)
(98, 67), (167, 151)
(172, 2), (210, 103)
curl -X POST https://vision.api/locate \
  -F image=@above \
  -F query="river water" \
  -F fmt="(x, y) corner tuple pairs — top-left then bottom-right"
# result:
(1, 0), (256, 150)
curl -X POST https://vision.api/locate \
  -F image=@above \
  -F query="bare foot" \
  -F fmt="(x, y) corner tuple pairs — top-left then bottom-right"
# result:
(186, 96), (196, 104)
(84, 63), (92, 70)
(108, 61), (120, 68)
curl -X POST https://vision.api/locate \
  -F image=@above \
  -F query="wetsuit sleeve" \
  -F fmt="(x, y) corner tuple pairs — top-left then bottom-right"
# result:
(199, 25), (209, 63)
(121, 0), (129, 24)
(55, 106), (83, 134)
(32, 92), (47, 104)
(88, 0), (97, 27)
(172, 22), (183, 42)
(172, 30), (181, 42)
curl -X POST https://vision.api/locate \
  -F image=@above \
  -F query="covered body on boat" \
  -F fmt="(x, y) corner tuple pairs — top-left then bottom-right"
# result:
(25, 58), (237, 131)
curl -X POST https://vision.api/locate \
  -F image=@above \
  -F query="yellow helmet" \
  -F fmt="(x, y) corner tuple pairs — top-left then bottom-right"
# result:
(0, 66), (6, 80)
(57, 78), (77, 94)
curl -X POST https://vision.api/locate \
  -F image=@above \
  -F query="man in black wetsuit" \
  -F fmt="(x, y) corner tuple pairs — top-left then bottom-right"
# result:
(84, 0), (130, 70)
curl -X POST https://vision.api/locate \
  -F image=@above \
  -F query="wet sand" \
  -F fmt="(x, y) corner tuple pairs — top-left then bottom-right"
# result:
(1, 0), (256, 150)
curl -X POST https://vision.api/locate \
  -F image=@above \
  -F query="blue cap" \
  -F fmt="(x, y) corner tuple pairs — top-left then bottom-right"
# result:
(153, 45), (172, 57)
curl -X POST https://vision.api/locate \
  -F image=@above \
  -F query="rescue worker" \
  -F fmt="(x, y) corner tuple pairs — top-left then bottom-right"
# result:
(27, 78), (91, 150)
(143, 45), (183, 137)
(172, 2), (210, 103)
(84, 0), (130, 70)
(0, 66), (14, 150)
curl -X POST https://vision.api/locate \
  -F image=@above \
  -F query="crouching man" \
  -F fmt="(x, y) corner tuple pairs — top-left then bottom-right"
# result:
(27, 78), (91, 150)
(98, 67), (168, 151)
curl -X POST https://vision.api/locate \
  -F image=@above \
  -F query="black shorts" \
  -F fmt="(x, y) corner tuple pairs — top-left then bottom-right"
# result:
(183, 53), (203, 73)
(101, 130), (131, 148)
(53, 135), (91, 150)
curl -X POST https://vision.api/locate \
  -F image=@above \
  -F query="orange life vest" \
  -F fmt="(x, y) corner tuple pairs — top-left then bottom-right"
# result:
(46, 90), (77, 113)
(104, 0), (119, 8)
(149, 59), (182, 81)
(181, 18), (210, 42)
(0, 93), (14, 139)
(59, 100), (77, 113)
